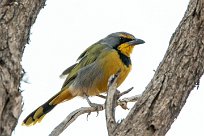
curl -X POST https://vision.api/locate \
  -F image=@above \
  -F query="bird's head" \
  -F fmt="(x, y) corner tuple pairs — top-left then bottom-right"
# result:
(101, 32), (145, 57)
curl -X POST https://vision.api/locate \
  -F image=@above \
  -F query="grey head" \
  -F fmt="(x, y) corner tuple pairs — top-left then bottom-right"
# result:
(99, 32), (137, 48)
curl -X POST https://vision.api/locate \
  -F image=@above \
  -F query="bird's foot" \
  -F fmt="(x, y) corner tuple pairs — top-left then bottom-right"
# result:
(86, 102), (103, 120)
(85, 94), (103, 116)
(89, 102), (104, 114)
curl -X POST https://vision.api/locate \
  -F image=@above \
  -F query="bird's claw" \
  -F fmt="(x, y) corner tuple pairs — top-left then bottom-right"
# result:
(89, 103), (103, 116)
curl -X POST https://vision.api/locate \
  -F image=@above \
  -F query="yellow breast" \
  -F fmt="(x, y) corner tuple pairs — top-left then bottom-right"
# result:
(87, 50), (131, 96)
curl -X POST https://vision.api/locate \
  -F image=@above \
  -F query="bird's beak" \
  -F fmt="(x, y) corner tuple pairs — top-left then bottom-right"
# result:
(129, 38), (145, 46)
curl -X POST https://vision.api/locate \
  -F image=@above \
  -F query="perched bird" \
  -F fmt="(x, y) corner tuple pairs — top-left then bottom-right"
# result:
(22, 32), (145, 126)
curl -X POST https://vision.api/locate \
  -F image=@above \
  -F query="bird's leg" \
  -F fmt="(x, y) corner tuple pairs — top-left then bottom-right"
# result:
(84, 94), (93, 106)
(84, 94), (104, 115)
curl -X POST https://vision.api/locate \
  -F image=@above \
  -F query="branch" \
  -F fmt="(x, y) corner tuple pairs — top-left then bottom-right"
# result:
(49, 106), (104, 136)
(117, 94), (142, 110)
(105, 71), (120, 135)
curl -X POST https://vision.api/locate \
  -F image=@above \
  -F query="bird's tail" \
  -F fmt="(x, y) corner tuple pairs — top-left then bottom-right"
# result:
(22, 89), (75, 126)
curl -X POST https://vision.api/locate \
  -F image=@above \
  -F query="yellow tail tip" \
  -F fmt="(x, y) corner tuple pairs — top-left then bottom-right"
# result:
(22, 117), (35, 126)
(22, 115), (45, 126)
(22, 107), (46, 126)
(21, 122), (26, 126)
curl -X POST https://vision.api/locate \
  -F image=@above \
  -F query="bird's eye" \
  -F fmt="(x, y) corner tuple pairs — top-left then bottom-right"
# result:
(120, 37), (125, 41)
(120, 37), (131, 43)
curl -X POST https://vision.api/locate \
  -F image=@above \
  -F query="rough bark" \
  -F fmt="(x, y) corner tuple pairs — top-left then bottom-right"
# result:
(112, 0), (204, 135)
(0, 0), (46, 136)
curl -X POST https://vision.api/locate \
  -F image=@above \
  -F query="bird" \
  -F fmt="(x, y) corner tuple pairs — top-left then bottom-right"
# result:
(22, 32), (145, 126)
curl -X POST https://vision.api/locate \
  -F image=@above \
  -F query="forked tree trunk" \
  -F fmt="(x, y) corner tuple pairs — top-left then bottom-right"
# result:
(0, 1), (46, 136)
(112, 0), (204, 135)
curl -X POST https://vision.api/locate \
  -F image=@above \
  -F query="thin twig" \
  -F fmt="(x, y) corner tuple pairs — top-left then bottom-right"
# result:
(119, 87), (134, 97)
(120, 94), (142, 102)
(117, 94), (141, 110)
(97, 94), (107, 99)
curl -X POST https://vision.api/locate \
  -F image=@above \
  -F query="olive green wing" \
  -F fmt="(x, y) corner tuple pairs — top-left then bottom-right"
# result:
(61, 43), (110, 89)
(76, 41), (106, 61)
(60, 42), (104, 78)
(59, 63), (78, 78)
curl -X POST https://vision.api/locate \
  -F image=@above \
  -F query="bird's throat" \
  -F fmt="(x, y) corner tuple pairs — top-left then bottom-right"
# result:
(117, 51), (131, 67)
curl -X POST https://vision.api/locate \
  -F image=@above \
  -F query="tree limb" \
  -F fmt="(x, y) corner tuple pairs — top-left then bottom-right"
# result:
(49, 106), (104, 136)
(105, 71), (120, 135)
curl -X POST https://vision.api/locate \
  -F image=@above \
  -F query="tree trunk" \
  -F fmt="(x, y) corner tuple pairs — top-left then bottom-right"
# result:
(0, 0), (46, 136)
(112, 0), (204, 135)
